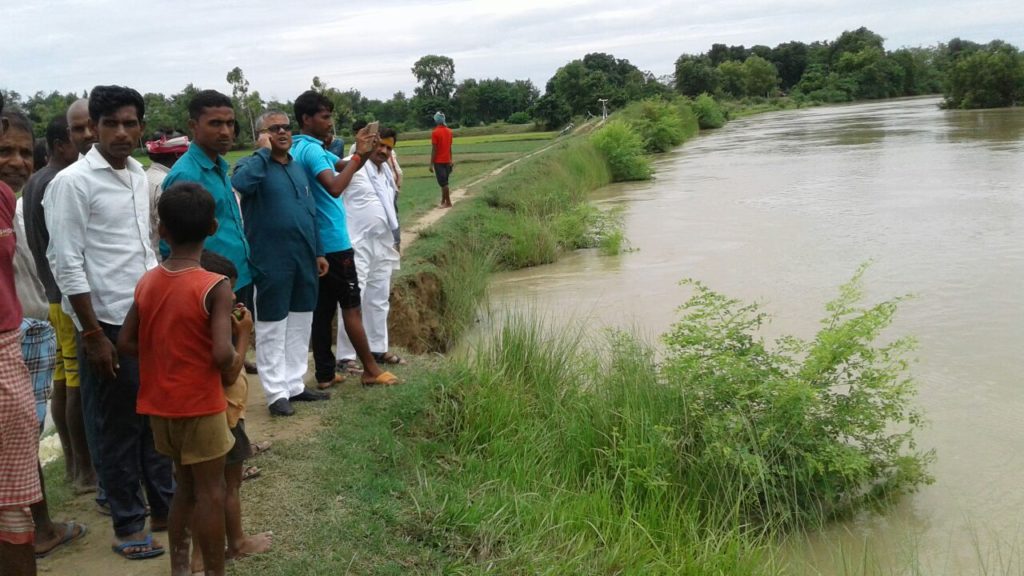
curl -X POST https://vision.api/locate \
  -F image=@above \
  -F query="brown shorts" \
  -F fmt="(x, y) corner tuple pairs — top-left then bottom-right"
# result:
(150, 412), (235, 466)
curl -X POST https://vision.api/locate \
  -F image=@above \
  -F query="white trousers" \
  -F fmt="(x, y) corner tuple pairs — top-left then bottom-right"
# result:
(337, 231), (397, 360)
(256, 311), (313, 404)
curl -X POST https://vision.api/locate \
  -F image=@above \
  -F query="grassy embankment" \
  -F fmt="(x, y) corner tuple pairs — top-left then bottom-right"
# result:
(44, 98), (930, 574)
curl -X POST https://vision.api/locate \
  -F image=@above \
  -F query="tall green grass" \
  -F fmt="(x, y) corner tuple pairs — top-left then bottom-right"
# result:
(419, 269), (930, 574)
(693, 94), (728, 129)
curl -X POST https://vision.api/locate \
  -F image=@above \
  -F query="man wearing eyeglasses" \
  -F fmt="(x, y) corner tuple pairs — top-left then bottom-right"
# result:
(231, 111), (326, 417)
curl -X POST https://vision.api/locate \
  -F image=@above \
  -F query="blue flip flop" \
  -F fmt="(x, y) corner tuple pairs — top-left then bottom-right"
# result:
(111, 533), (165, 560)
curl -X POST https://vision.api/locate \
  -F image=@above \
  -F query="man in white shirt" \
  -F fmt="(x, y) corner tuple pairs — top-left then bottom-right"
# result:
(45, 85), (172, 561)
(336, 127), (404, 367)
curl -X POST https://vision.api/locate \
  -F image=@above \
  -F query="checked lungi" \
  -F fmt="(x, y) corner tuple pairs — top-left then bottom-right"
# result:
(0, 329), (42, 545)
(20, 318), (56, 427)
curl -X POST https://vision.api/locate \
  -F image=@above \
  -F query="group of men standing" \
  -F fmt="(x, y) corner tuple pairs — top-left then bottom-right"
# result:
(0, 82), (419, 573)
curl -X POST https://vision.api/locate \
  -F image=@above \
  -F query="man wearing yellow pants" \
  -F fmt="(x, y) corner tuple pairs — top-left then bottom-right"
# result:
(21, 112), (97, 493)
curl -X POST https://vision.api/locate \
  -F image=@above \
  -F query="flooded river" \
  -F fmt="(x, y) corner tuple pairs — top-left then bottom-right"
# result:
(487, 97), (1024, 574)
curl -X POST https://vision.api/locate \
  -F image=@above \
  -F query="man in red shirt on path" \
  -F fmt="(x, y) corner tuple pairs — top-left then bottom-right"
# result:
(428, 111), (454, 208)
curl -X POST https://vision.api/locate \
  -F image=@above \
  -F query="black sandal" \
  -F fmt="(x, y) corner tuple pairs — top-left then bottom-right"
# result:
(372, 352), (406, 365)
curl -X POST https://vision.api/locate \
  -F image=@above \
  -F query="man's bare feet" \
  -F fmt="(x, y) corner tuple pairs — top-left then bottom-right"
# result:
(228, 531), (273, 559)
(192, 532), (273, 573)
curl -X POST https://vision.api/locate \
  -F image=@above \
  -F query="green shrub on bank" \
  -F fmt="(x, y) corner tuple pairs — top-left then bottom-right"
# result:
(424, 268), (930, 572)
(590, 120), (652, 181)
(693, 93), (727, 128)
(620, 98), (700, 152)
(662, 266), (933, 527)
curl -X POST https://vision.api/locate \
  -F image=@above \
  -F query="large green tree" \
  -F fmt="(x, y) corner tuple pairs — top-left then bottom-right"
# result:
(674, 54), (720, 97)
(742, 55), (780, 97)
(944, 42), (1024, 108)
(538, 52), (665, 128)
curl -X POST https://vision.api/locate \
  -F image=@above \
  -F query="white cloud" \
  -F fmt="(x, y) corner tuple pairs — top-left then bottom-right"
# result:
(2, 0), (1022, 101)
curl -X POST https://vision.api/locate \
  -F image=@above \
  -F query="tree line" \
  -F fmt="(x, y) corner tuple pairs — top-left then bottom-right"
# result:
(673, 27), (1023, 108)
(4, 27), (1021, 143)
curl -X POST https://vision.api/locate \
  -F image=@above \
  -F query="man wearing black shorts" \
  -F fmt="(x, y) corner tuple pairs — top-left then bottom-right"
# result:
(429, 111), (454, 208)
(290, 91), (398, 404)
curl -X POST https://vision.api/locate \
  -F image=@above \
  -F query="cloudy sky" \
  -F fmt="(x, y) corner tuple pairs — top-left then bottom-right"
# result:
(4, 0), (1023, 102)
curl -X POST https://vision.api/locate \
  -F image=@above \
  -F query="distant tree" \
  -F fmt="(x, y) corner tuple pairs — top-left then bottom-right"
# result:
(830, 27), (885, 65)
(143, 92), (182, 136)
(540, 53), (662, 124)
(750, 45), (773, 60)
(708, 44), (731, 67)
(674, 55), (720, 97)
(727, 45), (749, 62)
(365, 91), (412, 130)
(890, 47), (942, 95)
(533, 93), (572, 129)
(412, 55), (456, 100)
(944, 42), (1024, 108)
(310, 77), (367, 131)
(717, 60), (746, 97)
(1, 90), (23, 109)
(768, 41), (809, 90)
(742, 55), (780, 97)
(457, 78), (539, 125)
(227, 67), (260, 144)
(835, 47), (905, 99)
(408, 55), (456, 127)
(20, 91), (79, 138)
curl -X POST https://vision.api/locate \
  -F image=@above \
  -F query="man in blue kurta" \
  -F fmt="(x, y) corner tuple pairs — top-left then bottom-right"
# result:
(161, 90), (253, 304)
(231, 111), (328, 416)
(290, 90), (397, 391)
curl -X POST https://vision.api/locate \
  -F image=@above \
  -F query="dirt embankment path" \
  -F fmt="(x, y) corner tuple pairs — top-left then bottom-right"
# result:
(401, 123), (596, 246)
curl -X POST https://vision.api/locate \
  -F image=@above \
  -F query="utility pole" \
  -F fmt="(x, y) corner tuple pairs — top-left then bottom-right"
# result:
(597, 98), (609, 120)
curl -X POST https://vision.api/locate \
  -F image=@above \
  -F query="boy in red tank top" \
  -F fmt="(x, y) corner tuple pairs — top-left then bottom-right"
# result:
(118, 181), (250, 576)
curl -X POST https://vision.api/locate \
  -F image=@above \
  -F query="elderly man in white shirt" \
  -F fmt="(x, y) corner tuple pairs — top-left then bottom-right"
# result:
(44, 85), (172, 560)
(335, 126), (404, 369)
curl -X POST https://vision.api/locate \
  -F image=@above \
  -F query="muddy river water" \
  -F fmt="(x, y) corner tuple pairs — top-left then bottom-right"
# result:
(486, 97), (1024, 574)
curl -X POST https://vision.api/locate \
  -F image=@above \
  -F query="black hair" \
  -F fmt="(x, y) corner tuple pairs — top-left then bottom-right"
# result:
(200, 250), (237, 280)
(157, 182), (215, 244)
(33, 138), (48, 171)
(351, 119), (367, 133)
(379, 127), (397, 141)
(88, 85), (145, 123)
(293, 90), (333, 129)
(45, 115), (70, 151)
(188, 90), (233, 121)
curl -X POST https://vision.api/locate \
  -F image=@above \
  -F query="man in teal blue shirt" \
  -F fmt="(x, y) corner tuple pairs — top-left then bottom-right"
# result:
(162, 90), (253, 303)
(291, 90), (397, 390)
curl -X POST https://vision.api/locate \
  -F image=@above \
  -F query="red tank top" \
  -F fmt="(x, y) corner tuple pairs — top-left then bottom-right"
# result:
(135, 265), (228, 417)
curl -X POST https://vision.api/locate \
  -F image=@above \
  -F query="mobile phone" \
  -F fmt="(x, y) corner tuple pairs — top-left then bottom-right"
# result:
(366, 121), (380, 135)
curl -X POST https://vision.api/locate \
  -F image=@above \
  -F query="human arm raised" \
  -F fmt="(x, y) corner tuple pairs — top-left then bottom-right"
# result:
(315, 126), (377, 197)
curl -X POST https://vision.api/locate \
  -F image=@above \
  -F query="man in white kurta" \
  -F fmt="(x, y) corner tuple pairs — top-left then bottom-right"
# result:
(336, 128), (401, 365)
